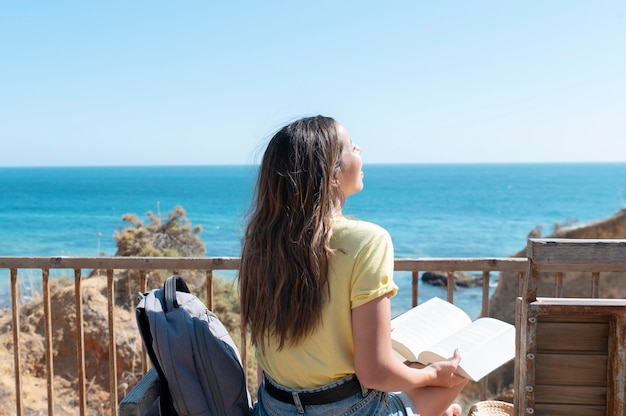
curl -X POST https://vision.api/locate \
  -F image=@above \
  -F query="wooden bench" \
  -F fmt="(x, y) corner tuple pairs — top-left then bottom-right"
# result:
(515, 239), (626, 416)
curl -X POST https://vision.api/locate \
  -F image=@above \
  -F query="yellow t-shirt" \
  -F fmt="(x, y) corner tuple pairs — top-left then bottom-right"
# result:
(256, 216), (398, 388)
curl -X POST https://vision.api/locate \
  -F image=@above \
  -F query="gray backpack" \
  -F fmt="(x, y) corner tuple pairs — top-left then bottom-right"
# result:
(136, 275), (252, 416)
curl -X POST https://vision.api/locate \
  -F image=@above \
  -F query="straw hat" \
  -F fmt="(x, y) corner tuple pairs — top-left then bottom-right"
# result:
(468, 400), (514, 416)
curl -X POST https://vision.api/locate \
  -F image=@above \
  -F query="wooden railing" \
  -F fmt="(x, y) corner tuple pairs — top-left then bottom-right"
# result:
(0, 256), (529, 416)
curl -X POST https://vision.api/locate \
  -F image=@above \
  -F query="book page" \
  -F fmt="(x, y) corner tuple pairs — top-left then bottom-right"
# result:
(391, 297), (472, 361)
(417, 317), (515, 381)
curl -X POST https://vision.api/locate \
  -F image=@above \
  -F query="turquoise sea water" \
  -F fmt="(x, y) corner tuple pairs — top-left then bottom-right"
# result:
(1, 163), (625, 316)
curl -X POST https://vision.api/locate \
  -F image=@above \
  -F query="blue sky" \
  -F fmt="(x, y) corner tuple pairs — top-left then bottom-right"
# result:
(2, 1), (625, 166)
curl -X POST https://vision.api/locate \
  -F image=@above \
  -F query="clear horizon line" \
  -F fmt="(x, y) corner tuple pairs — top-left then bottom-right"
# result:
(2, 160), (626, 169)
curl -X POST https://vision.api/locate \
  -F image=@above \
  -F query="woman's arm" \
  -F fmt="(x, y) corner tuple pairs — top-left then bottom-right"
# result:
(352, 294), (466, 392)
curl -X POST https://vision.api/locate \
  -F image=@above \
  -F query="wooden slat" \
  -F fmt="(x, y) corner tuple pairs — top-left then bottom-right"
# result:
(534, 263), (626, 272)
(534, 385), (607, 405)
(75, 269), (86, 416)
(524, 263), (541, 302)
(592, 271), (600, 298)
(538, 314), (611, 323)
(536, 322), (608, 352)
(107, 269), (119, 416)
(139, 269), (149, 375)
(517, 271), (525, 298)
(534, 403), (606, 416)
(10, 269), (24, 416)
(411, 271), (419, 307)
(0, 256), (241, 270)
(535, 353), (607, 385)
(394, 257), (528, 272)
(528, 238), (626, 269)
(555, 272), (563, 297)
(513, 298), (523, 414)
(531, 299), (626, 315)
(480, 271), (490, 317)
(607, 315), (626, 415)
(206, 269), (214, 311)
(43, 269), (55, 416)
(446, 271), (454, 303)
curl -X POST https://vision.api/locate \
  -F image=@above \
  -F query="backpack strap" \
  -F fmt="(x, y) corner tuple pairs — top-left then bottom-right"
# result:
(136, 292), (178, 416)
(163, 275), (190, 312)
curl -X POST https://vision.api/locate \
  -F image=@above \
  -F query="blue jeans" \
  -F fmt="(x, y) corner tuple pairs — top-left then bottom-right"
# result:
(252, 374), (415, 416)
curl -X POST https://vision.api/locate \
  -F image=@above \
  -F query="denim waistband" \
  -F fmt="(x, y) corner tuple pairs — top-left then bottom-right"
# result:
(263, 373), (365, 406)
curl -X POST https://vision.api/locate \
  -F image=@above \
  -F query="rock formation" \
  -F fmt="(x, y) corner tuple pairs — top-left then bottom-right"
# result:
(421, 271), (481, 288)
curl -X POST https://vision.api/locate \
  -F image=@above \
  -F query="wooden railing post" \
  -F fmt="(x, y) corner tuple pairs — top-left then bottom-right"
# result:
(43, 269), (54, 416)
(107, 269), (119, 416)
(10, 268), (23, 416)
(411, 271), (419, 307)
(74, 268), (87, 416)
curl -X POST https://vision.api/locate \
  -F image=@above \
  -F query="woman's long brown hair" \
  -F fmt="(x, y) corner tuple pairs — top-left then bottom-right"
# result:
(239, 116), (344, 350)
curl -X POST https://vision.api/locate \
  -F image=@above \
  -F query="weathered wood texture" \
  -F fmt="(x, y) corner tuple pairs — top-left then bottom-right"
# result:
(516, 239), (626, 416)
(527, 238), (626, 272)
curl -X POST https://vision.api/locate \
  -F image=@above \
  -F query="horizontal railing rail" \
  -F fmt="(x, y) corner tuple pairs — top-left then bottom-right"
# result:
(0, 256), (530, 416)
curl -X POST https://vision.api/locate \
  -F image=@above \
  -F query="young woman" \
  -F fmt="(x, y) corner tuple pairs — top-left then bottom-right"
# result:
(239, 116), (467, 416)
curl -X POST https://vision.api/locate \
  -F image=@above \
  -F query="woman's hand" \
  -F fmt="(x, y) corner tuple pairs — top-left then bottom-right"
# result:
(421, 349), (466, 388)
(353, 295), (467, 392)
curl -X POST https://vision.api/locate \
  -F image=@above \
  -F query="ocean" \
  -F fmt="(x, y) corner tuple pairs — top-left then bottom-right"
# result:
(1, 163), (625, 316)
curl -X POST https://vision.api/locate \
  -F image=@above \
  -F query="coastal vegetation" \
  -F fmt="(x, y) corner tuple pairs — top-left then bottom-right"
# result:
(114, 206), (205, 258)
(112, 206), (207, 300)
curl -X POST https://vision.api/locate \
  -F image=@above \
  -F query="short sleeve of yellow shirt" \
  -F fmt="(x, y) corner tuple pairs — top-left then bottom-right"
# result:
(339, 217), (398, 309)
(256, 217), (398, 388)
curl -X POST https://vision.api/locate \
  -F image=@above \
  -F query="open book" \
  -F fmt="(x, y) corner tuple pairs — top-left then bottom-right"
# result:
(391, 297), (515, 381)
